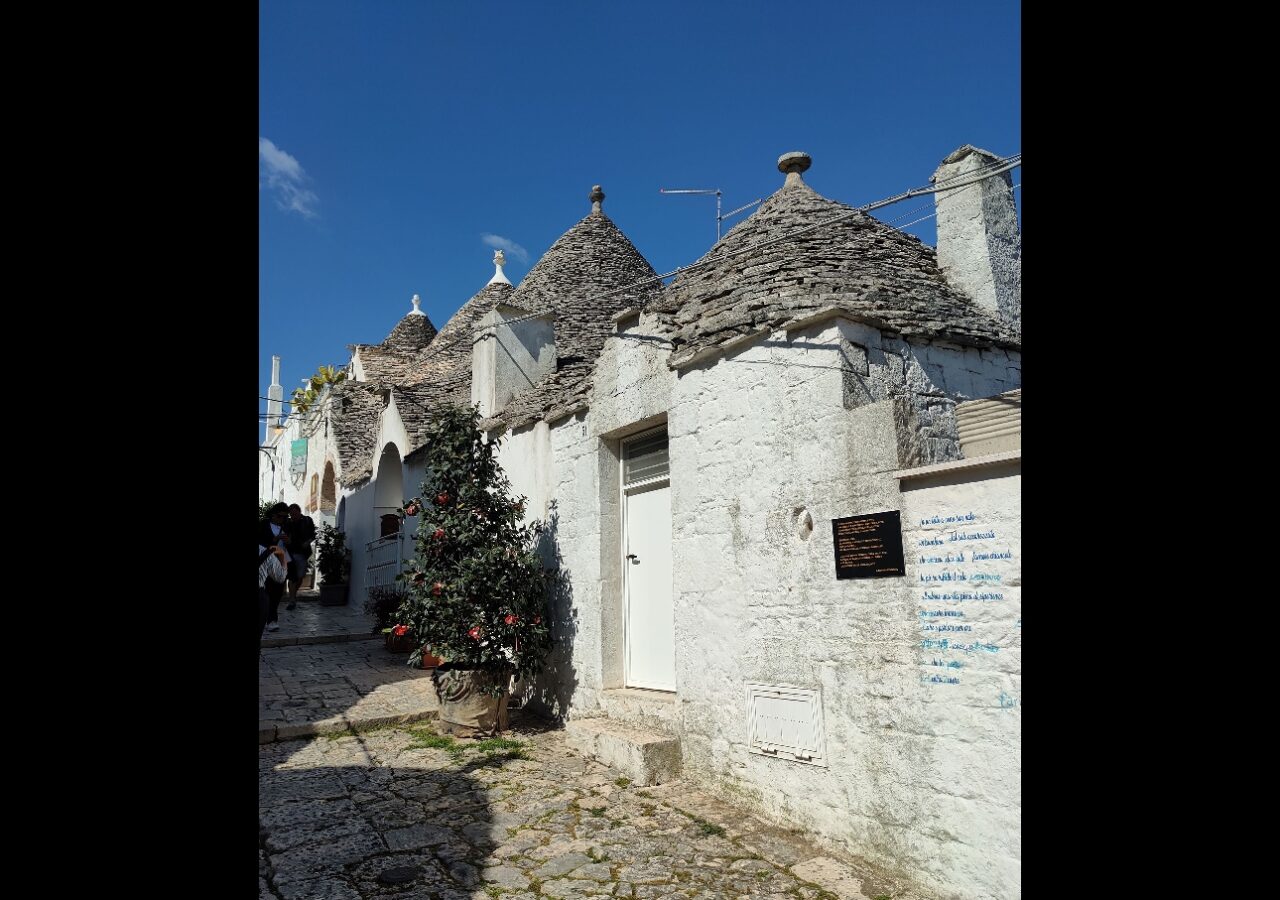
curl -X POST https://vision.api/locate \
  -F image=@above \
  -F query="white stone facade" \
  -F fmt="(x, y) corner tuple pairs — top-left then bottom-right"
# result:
(485, 312), (1021, 899)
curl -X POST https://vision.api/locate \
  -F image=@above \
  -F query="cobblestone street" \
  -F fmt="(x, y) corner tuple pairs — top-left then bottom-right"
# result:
(261, 591), (378, 648)
(259, 714), (924, 900)
(259, 638), (439, 743)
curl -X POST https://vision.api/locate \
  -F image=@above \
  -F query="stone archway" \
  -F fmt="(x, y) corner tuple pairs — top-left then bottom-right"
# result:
(320, 461), (337, 516)
(373, 443), (405, 536)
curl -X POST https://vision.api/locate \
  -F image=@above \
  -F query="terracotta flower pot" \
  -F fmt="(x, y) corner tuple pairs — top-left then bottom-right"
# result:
(385, 631), (415, 653)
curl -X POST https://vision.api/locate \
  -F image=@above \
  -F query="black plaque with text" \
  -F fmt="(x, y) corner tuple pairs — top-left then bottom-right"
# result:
(832, 511), (905, 579)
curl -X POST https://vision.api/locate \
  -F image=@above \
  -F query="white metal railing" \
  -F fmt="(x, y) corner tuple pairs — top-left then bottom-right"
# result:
(366, 533), (404, 591)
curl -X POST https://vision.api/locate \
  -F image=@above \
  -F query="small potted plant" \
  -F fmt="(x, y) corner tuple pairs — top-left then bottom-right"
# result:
(366, 584), (444, 666)
(367, 584), (412, 649)
(315, 524), (351, 606)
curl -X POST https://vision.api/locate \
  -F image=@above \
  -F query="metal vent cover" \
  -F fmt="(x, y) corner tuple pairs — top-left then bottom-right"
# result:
(745, 683), (827, 767)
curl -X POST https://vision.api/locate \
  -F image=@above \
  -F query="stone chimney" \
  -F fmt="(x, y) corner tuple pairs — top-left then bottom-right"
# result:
(471, 305), (556, 418)
(932, 145), (1020, 333)
(265, 355), (284, 443)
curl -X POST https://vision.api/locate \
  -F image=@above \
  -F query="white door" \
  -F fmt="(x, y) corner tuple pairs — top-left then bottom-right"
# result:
(625, 480), (675, 691)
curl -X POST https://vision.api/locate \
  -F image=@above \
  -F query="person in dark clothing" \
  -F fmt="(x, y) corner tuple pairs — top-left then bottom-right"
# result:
(283, 503), (317, 609)
(258, 502), (291, 631)
(259, 544), (287, 639)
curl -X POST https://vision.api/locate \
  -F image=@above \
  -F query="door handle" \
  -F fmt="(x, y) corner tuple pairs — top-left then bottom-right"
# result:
(626, 554), (640, 563)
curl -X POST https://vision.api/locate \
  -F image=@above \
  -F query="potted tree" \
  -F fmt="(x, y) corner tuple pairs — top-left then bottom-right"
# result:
(397, 404), (553, 736)
(315, 524), (351, 606)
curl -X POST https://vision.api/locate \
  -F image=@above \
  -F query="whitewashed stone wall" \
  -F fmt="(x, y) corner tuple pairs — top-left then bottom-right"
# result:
(484, 312), (1020, 899)
(897, 462), (1021, 899)
(659, 319), (1019, 899)
(258, 393), (347, 517)
(496, 412), (607, 719)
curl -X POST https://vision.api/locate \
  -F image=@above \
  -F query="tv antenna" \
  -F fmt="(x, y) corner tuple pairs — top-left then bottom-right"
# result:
(659, 187), (762, 241)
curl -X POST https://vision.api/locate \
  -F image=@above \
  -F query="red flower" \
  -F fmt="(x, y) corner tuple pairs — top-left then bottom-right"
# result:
(433, 528), (445, 540)
(504, 614), (517, 625)
(432, 582), (444, 596)
(405, 504), (419, 517)
(437, 493), (450, 505)
(533, 616), (542, 625)
(392, 625), (409, 637)
(467, 626), (482, 641)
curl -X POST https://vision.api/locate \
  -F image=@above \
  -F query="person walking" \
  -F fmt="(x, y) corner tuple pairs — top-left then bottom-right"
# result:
(257, 502), (291, 631)
(259, 543), (287, 640)
(283, 503), (317, 609)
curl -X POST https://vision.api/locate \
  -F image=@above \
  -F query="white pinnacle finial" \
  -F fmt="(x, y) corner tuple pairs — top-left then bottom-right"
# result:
(408, 293), (424, 316)
(487, 249), (512, 286)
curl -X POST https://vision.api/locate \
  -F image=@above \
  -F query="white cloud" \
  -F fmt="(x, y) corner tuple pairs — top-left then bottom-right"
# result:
(480, 233), (529, 265)
(259, 137), (320, 219)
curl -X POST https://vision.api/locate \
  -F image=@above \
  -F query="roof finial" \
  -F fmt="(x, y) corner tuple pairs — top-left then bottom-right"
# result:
(590, 184), (605, 214)
(487, 249), (513, 286)
(777, 151), (812, 188)
(408, 293), (425, 316)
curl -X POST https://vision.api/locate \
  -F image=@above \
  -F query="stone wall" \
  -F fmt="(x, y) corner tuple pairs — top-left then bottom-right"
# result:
(660, 320), (1020, 899)
(486, 313), (1020, 899)
(897, 460), (1021, 898)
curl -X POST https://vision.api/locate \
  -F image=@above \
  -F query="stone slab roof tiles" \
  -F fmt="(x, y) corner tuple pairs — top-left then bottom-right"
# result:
(328, 379), (387, 488)
(346, 345), (425, 384)
(398, 281), (516, 461)
(481, 189), (662, 431)
(652, 153), (1021, 367)
(405, 282), (515, 389)
(349, 298), (440, 383)
(382, 306), (438, 352)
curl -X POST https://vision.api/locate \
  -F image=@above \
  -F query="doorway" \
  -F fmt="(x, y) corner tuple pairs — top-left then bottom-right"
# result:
(622, 428), (675, 692)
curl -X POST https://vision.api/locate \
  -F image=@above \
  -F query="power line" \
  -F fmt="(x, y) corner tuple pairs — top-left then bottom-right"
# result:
(889, 181), (1021, 232)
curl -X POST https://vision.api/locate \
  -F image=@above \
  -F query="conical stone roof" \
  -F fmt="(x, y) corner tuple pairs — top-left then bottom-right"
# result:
(483, 186), (662, 430)
(350, 296), (439, 383)
(653, 152), (1021, 366)
(382, 306), (438, 352)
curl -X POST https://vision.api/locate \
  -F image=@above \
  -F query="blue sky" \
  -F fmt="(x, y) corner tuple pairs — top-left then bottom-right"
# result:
(259, 0), (1020, 437)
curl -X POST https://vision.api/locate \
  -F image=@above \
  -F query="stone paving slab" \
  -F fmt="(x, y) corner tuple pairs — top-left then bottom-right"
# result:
(260, 641), (438, 743)
(261, 589), (380, 648)
(258, 715), (933, 900)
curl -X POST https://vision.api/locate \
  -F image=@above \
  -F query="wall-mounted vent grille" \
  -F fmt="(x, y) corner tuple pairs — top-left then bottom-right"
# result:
(623, 428), (669, 486)
(745, 683), (826, 767)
